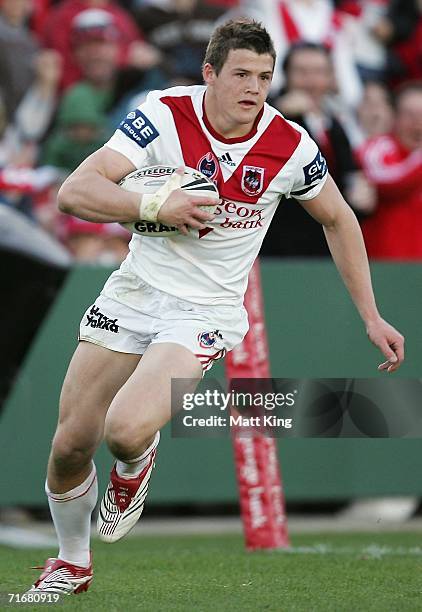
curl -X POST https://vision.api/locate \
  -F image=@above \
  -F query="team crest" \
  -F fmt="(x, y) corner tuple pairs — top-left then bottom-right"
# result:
(198, 330), (223, 349)
(197, 152), (219, 181)
(241, 166), (265, 197)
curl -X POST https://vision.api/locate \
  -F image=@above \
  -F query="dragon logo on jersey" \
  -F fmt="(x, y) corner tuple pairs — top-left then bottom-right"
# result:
(198, 330), (223, 349)
(197, 152), (219, 181)
(241, 166), (265, 196)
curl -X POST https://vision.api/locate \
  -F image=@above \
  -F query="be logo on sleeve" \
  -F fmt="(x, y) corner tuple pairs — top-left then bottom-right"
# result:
(118, 109), (159, 148)
(303, 151), (327, 186)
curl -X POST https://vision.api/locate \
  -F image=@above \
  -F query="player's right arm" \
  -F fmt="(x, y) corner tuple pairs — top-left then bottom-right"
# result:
(287, 124), (404, 372)
(58, 147), (139, 223)
(58, 147), (216, 230)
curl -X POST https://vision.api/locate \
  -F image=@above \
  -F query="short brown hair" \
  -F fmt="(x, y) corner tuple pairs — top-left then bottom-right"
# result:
(203, 19), (276, 75)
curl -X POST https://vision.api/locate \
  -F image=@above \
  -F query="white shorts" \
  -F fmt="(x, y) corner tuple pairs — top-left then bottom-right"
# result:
(79, 269), (248, 373)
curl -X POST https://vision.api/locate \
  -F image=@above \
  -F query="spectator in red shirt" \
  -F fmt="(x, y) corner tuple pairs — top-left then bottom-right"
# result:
(41, 0), (158, 89)
(370, 0), (422, 87)
(359, 81), (422, 260)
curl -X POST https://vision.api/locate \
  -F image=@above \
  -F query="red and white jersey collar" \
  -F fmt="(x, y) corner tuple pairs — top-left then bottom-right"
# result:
(201, 94), (265, 145)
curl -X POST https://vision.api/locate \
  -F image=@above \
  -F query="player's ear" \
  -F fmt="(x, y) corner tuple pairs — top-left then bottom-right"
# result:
(203, 63), (216, 85)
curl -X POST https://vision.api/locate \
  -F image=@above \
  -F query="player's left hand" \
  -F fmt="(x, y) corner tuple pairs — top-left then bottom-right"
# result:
(366, 317), (405, 373)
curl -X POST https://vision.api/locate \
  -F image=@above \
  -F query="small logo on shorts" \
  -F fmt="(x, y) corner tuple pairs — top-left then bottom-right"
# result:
(85, 305), (119, 333)
(198, 330), (223, 349)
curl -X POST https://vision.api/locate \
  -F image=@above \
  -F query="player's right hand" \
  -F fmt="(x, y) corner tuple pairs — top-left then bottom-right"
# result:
(154, 167), (218, 234)
(158, 190), (218, 233)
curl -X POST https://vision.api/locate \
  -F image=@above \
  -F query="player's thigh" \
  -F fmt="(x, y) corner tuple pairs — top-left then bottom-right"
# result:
(56, 340), (142, 451)
(104, 342), (202, 446)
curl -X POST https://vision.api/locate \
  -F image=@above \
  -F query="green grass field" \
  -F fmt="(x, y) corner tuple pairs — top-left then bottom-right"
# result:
(1, 532), (421, 611)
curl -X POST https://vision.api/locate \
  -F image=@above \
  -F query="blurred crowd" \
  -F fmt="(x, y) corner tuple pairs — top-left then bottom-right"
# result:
(1, 0), (421, 264)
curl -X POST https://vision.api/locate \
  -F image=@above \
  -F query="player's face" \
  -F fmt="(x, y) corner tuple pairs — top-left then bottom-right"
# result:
(395, 91), (422, 151)
(203, 49), (274, 136)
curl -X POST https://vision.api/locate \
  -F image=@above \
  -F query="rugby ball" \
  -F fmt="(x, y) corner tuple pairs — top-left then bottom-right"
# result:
(119, 165), (219, 237)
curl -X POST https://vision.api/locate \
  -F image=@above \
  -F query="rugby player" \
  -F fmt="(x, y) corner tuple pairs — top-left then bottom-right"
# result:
(28, 19), (404, 594)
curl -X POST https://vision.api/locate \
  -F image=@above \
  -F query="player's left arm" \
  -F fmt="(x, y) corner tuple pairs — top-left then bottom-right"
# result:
(301, 174), (405, 373)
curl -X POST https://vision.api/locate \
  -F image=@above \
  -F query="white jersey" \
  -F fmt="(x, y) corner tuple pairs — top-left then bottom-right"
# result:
(105, 85), (328, 306)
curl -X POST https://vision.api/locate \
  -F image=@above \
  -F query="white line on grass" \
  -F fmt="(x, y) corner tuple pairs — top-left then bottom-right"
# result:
(275, 544), (422, 558)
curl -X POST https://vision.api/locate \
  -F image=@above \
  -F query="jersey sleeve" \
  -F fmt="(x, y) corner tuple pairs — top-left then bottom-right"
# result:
(288, 126), (328, 200)
(105, 92), (161, 169)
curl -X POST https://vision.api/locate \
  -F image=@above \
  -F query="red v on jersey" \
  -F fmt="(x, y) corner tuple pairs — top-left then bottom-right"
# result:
(106, 84), (327, 305)
(161, 95), (301, 204)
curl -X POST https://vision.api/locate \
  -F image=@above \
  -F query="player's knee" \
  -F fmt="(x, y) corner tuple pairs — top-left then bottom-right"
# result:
(51, 430), (94, 475)
(104, 419), (153, 460)
(104, 426), (141, 460)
